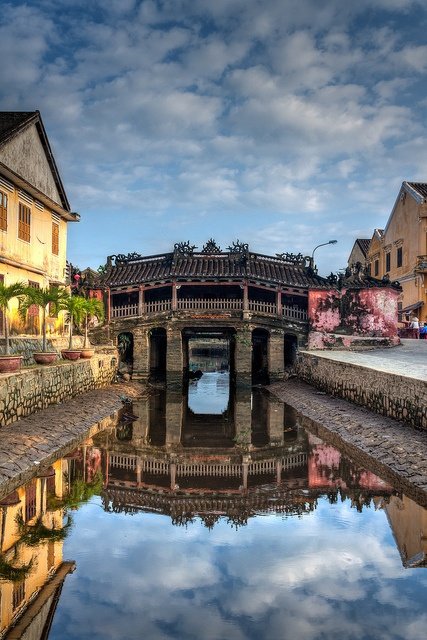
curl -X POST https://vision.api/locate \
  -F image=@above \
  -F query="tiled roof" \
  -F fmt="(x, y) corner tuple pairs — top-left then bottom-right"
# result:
(356, 239), (370, 257)
(406, 182), (427, 200)
(0, 112), (38, 144)
(103, 252), (328, 289)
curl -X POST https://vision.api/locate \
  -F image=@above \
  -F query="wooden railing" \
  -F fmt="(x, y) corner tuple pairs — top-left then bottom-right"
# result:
(108, 452), (308, 477)
(111, 298), (307, 321)
(177, 298), (243, 311)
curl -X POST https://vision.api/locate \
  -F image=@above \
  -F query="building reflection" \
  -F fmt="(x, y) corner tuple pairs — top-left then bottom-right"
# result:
(0, 459), (75, 639)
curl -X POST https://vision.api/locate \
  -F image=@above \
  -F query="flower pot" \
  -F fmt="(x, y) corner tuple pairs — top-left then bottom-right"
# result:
(80, 348), (95, 359)
(0, 355), (23, 373)
(61, 350), (81, 360)
(33, 352), (58, 365)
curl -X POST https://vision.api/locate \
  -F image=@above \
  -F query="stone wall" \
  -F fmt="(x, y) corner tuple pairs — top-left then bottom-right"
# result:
(0, 354), (118, 427)
(295, 352), (427, 431)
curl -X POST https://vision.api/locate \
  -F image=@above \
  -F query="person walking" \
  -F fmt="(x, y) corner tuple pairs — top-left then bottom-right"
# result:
(410, 315), (420, 339)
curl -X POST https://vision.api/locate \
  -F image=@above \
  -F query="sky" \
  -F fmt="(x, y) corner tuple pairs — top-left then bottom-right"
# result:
(2, 0), (427, 275)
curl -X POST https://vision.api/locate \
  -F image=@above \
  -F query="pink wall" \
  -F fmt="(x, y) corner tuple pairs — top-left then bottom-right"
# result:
(308, 287), (399, 339)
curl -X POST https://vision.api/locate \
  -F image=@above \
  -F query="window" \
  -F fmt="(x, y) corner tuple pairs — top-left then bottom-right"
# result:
(0, 190), (7, 231)
(18, 202), (31, 242)
(12, 581), (25, 611)
(385, 252), (391, 272)
(52, 221), (59, 255)
(397, 247), (403, 268)
(374, 259), (379, 276)
(398, 302), (402, 323)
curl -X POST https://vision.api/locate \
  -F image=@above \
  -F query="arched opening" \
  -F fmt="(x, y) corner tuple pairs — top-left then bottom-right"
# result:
(252, 329), (269, 384)
(117, 332), (134, 374)
(149, 327), (167, 379)
(284, 334), (298, 366)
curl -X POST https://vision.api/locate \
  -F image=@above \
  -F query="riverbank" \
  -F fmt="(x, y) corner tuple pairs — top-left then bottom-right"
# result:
(0, 381), (145, 500)
(269, 377), (427, 507)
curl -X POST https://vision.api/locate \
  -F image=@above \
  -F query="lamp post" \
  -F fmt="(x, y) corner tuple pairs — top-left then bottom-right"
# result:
(311, 240), (337, 271)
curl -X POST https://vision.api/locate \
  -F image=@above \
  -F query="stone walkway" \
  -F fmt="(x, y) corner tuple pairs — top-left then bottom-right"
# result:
(269, 378), (427, 507)
(0, 382), (145, 499)
(302, 338), (427, 381)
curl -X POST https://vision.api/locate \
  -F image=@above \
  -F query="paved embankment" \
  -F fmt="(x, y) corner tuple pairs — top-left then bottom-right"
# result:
(295, 339), (427, 430)
(269, 377), (427, 507)
(0, 382), (145, 499)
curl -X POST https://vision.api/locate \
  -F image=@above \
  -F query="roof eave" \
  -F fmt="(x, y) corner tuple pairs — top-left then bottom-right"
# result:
(0, 163), (79, 222)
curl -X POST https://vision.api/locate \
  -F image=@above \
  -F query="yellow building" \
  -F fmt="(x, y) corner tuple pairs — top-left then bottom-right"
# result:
(0, 460), (75, 637)
(0, 111), (79, 334)
(367, 182), (427, 323)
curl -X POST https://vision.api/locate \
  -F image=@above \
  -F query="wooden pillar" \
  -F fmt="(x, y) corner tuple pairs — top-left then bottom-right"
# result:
(138, 286), (145, 316)
(276, 460), (282, 484)
(268, 328), (285, 382)
(172, 282), (177, 311)
(276, 289), (282, 316)
(136, 457), (142, 486)
(170, 462), (177, 490)
(106, 288), (111, 323)
(132, 327), (150, 381)
(242, 460), (249, 491)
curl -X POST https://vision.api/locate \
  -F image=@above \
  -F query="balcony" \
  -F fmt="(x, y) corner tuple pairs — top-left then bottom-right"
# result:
(110, 298), (308, 322)
(415, 255), (427, 272)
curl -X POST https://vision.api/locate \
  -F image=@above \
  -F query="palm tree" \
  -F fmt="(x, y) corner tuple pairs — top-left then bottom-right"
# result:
(20, 286), (66, 353)
(79, 297), (104, 348)
(0, 282), (25, 355)
(60, 294), (85, 350)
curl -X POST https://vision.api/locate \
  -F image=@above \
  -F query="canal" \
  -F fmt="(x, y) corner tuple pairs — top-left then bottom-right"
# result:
(1, 372), (427, 639)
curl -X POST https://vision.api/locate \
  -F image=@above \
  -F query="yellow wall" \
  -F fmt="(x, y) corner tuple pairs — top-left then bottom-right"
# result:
(367, 190), (427, 323)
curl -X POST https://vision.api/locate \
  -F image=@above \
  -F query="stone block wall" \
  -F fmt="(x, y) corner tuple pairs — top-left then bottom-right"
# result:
(0, 354), (118, 427)
(295, 352), (427, 431)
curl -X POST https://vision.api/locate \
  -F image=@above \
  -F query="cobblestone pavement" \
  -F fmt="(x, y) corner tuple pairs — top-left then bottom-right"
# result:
(0, 382), (145, 499)
(302, 338), (427, 381)
(269, 378), (427, 507)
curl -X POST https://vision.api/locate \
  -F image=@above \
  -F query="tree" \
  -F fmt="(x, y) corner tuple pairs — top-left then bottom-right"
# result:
(20, 286), (66, 353)
(0, 282), (25, 355)
(79, 297), (104, 348)
(60, 294), (85, 350)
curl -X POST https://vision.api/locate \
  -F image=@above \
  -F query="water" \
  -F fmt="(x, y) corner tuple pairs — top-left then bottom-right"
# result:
(1, 373), (427, 640)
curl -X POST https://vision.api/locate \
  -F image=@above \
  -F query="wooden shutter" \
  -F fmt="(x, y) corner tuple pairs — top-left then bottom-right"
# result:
(18, 202), (31, 242)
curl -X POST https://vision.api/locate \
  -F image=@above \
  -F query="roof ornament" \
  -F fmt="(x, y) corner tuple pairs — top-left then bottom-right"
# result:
(275, 252), (307, 267)
(109, 252), (144, 266)
(227, 240), (248, 254)
(174, 241), (197, 257)
(201, 238), (222, 254)
(227, 240), (249, 264)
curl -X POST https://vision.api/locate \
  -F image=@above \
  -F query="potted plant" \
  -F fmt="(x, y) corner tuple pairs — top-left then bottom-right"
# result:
(60, 294), (85, 359)
(79, 297), (104, 358)
(0, 281), (25, 373)
(20, 285), (65, 364)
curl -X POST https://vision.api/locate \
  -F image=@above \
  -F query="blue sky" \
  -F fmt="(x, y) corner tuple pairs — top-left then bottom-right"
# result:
(2, 0), (427, 274)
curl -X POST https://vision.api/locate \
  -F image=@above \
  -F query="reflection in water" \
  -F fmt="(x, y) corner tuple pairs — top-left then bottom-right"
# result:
(1, 375), (427, 640)
(187, 371), (230, 415)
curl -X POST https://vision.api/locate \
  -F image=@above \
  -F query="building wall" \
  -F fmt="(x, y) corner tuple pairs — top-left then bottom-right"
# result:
(0, 123), (62, 205)
(0, 177), (68, 285)
(367, 192), (427, 323)
(307, 286), (400, 349)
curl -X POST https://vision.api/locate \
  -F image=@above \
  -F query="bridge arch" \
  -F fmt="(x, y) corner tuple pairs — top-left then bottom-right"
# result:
(117, 331), (134, 370)
(284, 333), (298, 367)
(149, 327), (167, 378)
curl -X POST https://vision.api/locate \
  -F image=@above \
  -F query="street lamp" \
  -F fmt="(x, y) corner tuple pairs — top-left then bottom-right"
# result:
(311, 240), (338, 270)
